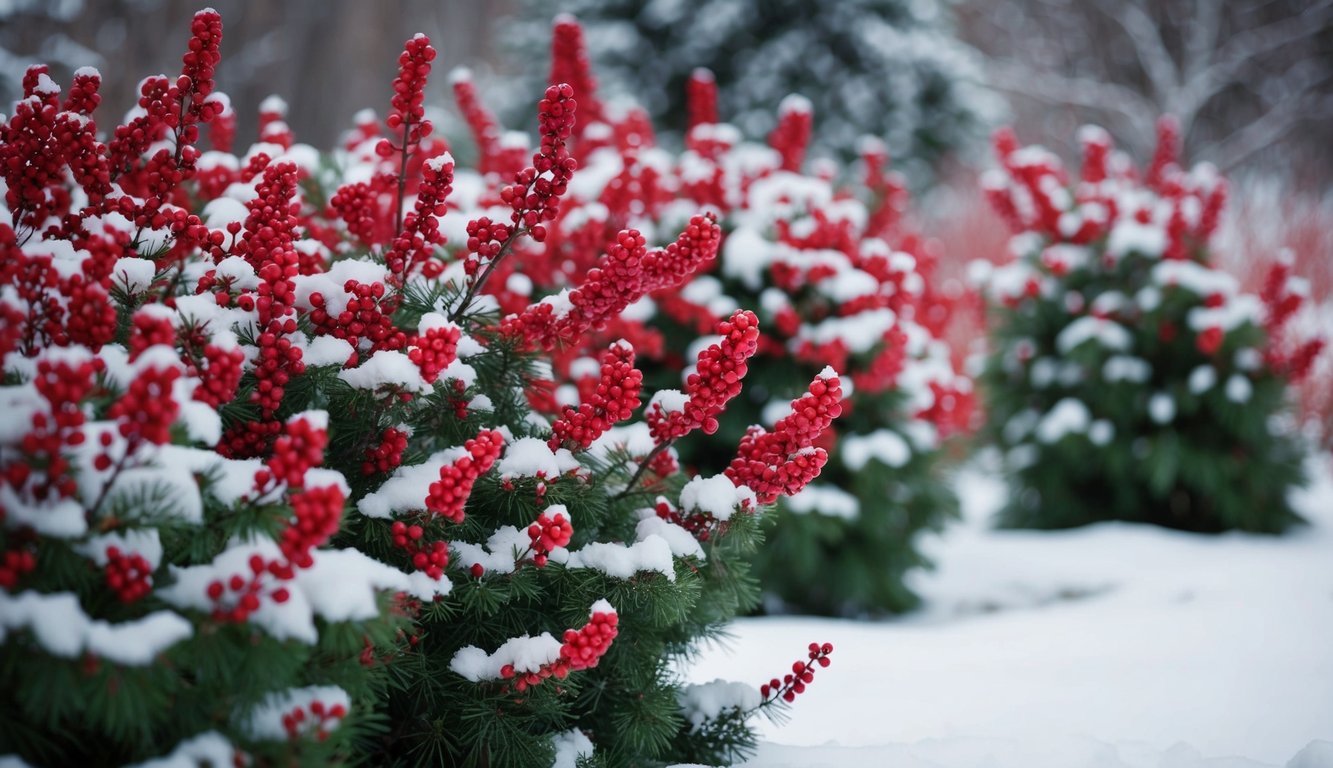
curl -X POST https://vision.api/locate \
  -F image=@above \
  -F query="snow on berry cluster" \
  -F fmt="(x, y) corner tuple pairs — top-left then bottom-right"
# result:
(444, 55), (973, 516)
(434, 44), (971, 615)
(974, 120), (1322, 531)
(1, 12), (849, 765)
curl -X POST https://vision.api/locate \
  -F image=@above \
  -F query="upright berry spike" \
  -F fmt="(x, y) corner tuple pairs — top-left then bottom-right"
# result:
(725, 368), (843, 504)
(769, 95), (813, 173)
(648, 309), (761, 443)
(549, 15), (604, 134)
(686, 68), (718, 131)
(549, 340), (643, 451)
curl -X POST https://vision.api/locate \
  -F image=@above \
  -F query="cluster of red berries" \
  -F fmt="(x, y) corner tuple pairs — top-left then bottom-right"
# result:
(727, 369), (842, 504)
(236, 162), (307, 422)
(504, 83), (578, 243)
(451, 71), (505, 177)
(987, 117), (1225, 256)
(649, 310), (760, 442)
(31, 359), (98, 472)
(206, 554), (284, 623)
(107, 362), (181, 446)
(858, 137), (910, 238)
(850, 326), (908, 395)
(498, 607), (619, 692)
(560, 608), (618, 672)
(280, 699), (347, 742)
(362, 427), (409, 476)
(760, 642), (833, 704)
(462, 216), (512, 278)
(1261, 256), (1326, 381)
(525, 509), (574, 567)
(258, 97), (293, 149)
(251, 325), (304, 419)
(408, 323), (461, 384)
(913, 379), (976, 441)
(654, 497), (715, 542)
(511, 229), (651, 349)
(177, 10), (224, 139)
(2, 251), (61, 354)
(308, 280), (406, 355)
(549, 341), (643, 451)
(985, 127), (1071, 240)
(505, 215), (720, 351)
(103, 546), (153, 603)
(390, 521), (449, 580)
(0, 548), (37, 590)
(234, 161), (299, 307)
(217, 418), (282, 460)
(424, 429), (505, 524)
(188, 341), (244, 408)
(328, 172), (397, 248)
(61, 82), (112, 210)
(377, 34), (436, 160)
(386, 153), (453, 279)
(644, 213), (723, 295)
(104, 11), (223, 211)
(279, 485), (345, 571)
(548, 17), (604, 137)
(1, 67), (85, 231)
(685, 68), (718, 132)
(128, 311), (177, 360)
(768, 96), (813, 173)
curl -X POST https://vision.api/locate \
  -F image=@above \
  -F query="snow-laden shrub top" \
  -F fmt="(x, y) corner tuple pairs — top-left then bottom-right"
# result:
(504, 0), (997, 181)
(974, 119), (1324, 532)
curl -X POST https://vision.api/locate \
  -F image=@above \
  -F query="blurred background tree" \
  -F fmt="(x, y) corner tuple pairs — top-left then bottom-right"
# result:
(5, 0), (1328, 185)
(504, 0), (997, 184)
(0, 0), (512, 149)
(956, 0), (1333, 185)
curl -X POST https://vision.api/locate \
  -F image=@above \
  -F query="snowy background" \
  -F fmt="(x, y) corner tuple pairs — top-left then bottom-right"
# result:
(689, 454), (1333, 767)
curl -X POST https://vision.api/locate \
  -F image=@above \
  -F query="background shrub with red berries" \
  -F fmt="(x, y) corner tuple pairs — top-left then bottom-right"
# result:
(974, 120), (1322, 532)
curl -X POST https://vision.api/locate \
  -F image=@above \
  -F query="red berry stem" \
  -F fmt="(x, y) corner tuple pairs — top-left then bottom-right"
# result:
(757, 642), (833, 708)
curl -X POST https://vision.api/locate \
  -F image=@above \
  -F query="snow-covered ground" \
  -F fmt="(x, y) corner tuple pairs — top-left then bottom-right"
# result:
(691, 453), (1333, 767)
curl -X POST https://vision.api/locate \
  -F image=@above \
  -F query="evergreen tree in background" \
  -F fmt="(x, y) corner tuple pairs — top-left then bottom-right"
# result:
(504, 0), (995, 182)
(975, 120), (1322, 532)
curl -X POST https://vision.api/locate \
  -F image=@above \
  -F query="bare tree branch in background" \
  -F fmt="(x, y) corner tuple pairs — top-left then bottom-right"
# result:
(957, 0), (1333, 182)
(0, 0), (512, 149)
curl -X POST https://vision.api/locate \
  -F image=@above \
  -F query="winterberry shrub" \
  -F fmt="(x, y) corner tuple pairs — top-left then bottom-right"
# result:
(1, 10), (839, 768)
(974, 120), (1322, 532)
(0, 13), (412, 767)
(453, 30), (974, 615)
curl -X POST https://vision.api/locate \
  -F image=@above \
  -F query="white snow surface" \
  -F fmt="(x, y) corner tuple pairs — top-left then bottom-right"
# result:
(551, 729), (595, 768)
(784, 484), (860, 520)
(691, 454), (1333, 767)
(245, 685), (349, 741)
(0, 591), (191, 665)
(563, 536), (678, 581)
(125, 732), (237, 768)
(678, 679), (763, 733)
(636, 516), (706, 560)
(679, 475), (756, 521)
(450, 632), (563, 682)
(496, 437), (580, 480)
